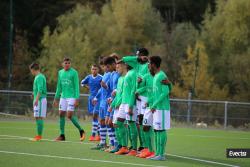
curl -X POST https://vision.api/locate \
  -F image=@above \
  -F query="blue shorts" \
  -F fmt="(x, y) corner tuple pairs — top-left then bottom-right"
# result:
(88, 96), (99, 114)
(99, 105), (108, 119)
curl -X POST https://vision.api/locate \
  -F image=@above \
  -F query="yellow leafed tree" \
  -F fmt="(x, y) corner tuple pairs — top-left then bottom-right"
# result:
(173, 41), (228, 100)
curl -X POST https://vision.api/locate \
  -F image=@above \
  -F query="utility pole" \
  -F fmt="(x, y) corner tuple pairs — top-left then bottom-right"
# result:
(8, 0), (13, 90)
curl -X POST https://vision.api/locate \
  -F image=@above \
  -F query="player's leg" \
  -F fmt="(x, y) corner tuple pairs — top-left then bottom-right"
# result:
(115, 104), (129, 155)
(32, 98), (47, 141)
(67, 98), (85, 141)
(126, 105), (138, 156)
(110, 108), (121, 153)
(138, 108), (154, 158)
(88, 97), (96, 141)
(150, 110), (168, 161)
(55, 98), (66, 141)
(91, 106), (107, 150)
(136, 99), (144, 151)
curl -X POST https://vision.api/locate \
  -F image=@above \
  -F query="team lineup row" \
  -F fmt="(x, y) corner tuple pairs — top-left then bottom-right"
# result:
(29, 48), (172, 161)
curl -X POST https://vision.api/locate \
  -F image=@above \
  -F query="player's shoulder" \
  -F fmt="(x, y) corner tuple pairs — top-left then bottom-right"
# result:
(156, 70), (167, 79)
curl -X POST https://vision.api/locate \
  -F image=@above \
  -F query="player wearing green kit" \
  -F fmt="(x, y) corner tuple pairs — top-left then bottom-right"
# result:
(53, 57), (85, 141)
(149, 56), (171, 161)
(135, 72), (155, 158)
(29, 63), (47, 141)
(115, 61), (138, 156)
(122, 48), (149, 152)
(108, 60), (126, 153)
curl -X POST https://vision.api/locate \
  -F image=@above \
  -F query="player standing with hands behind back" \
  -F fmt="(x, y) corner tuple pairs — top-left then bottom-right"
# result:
(149, 56), (171, 161)
(53, 57), (85, 141)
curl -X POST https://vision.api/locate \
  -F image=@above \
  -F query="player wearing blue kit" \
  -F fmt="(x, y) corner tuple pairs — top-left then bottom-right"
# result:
(92, 57), (115, 150)
(81, 65), (102, 141)
(105, 55), (120, 152)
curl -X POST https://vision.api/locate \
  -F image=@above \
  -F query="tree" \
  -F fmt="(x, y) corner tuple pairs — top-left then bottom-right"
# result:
(202, 0), (250, 100)
(40, 0), (166, 90)
(173, 41), (228, 100)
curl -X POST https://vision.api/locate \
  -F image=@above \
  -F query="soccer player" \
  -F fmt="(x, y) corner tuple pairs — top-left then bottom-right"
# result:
(122, 48), (149, 152)
(115, 61), (138, 156)
(29, 63), (47, 141)
(148, 56), (171, 161)
(91, 56), (114, 150)
(105, 54), (120, 152)
(135, 71), (155, 158)
(81, 65), (102, 141)
(53, 57), (85, 141)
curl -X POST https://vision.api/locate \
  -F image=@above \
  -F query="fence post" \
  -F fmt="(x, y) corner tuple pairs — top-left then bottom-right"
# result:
(224, 101), (228, 129)
(187, 92), (192, 123)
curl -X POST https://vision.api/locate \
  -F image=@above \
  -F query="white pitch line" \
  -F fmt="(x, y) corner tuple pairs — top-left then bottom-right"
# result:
(166, 153), (239, 167)
(0, 150), (166, 167)
(0, 135), (94, 145)
(0, 134), (240, 167)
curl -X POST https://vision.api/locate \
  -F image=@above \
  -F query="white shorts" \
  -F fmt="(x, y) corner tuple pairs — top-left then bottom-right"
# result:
(153, 110), (170, 130)
(112, 109), (119, 124)
(136, 96), (147, 115)
(33, 98), (47, 118)
(117, 104), (126, 119)
(118, 104), (137, 121)
(143, 108), (153, 126)
(59, 98), (76, 112)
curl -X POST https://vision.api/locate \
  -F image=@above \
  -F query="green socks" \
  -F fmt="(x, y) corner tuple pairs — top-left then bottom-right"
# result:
(59, 116), (65, 135)
(117, 120), (127, 146)
(36, 119), (44, 136)
(114, 127), (121, 145)
(154, 130), (167, 156)
(70, 115), (82, 131)
(128, 121), (138, 150)
(144, 128), (154, 152)
(159, 131), (167, 156)
(138, 125), (145, 147)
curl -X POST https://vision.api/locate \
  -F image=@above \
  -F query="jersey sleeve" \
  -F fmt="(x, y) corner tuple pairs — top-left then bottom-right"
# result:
(122, 56), (138, 69)
(74, 70), (80, 99)
(151, 84), (169, 109)
(55, 71), (61, 99)
(36, 76), (44, 94)
(81, 75), (90, 86)
(136, 75), (146, 94)
(129, 73), (136, 108)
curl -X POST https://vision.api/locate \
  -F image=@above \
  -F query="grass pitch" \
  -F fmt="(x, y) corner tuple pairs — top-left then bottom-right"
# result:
(0, 120), (249, 167)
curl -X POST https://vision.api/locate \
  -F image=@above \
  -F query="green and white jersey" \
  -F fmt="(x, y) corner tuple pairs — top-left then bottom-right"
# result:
(151, 70), (170, 110)
(122, 56), (149, 92)
(122, 56), (149, 78)
(33, 73), (47, 102)
(121, 69), (137, 107)
(136, 73), (154, 107)
(111, 76), (124, 108)
(55, 68), (80, 99)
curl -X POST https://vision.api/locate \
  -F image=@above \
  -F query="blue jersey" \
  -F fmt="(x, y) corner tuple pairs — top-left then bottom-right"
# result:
(81, 74), (102, 97)
(95, 72), (111, 108)
(109, 71), (120, 97)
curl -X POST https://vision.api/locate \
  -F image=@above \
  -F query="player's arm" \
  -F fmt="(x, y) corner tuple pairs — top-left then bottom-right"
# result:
(81, 75), (89, 88)
(34, 77), (43, 106)
(151, 84), (169, 109)
(122, 56), (138, 69)
(54, 72), (61, 107)
(128, 77), (136, 115)
(74, 71), (80, 107)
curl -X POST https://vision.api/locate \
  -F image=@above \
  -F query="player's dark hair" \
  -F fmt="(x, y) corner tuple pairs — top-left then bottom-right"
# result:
(103, 56), (116, 65)
(137, 48), (149, 56)
(149, 56), (161, 68)
(92, 64), (98, 68)
(63, 57), (71, 62)
(126, 64), (133, 70)
(109, 53), (119, 61)
(29, 62), (40, 70)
